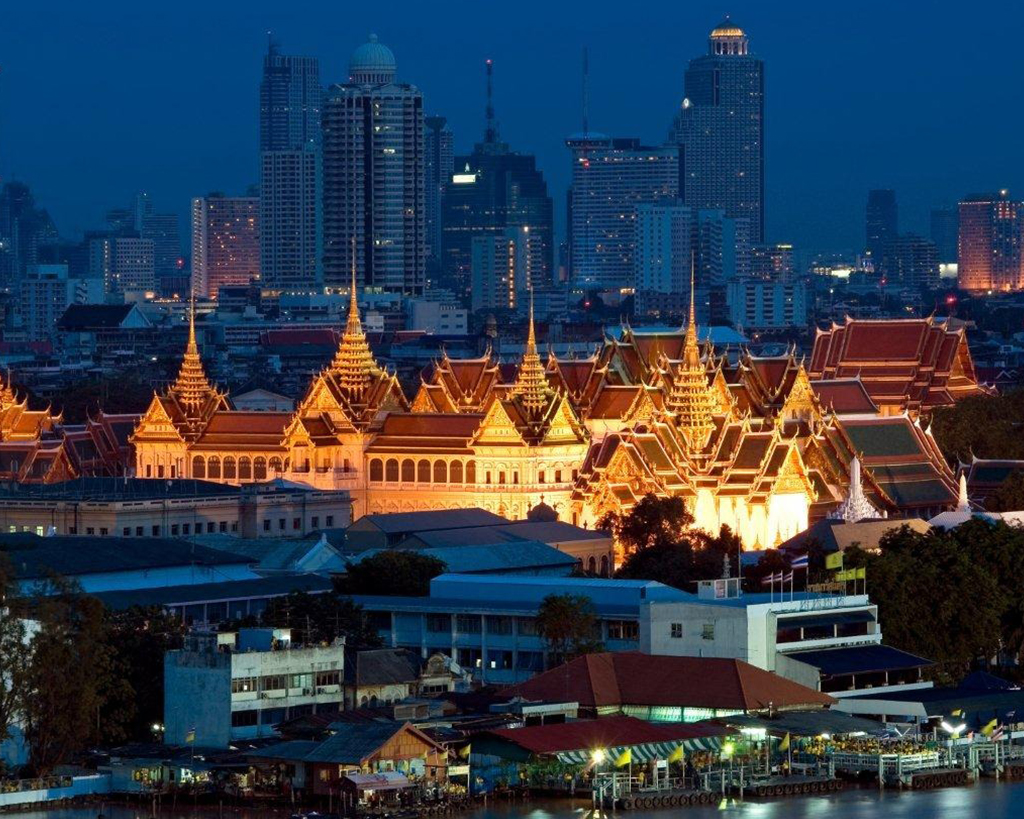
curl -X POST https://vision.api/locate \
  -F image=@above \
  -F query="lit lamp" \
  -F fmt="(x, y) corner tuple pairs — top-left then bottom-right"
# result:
(591, 748), (606, 764)
(940, 720), (966, 738)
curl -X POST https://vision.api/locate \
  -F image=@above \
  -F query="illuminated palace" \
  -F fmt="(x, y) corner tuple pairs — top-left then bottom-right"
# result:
(131, 288), (968, 549)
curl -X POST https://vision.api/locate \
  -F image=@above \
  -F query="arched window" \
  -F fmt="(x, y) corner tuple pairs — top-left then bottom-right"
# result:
(401, 458), (415, 483)
(600, 555), (610, 577)
(223, 457), (236, 480)
(466, 460), (476, 485)
(385, 458), (399, 482)
(418, 459), (431, 483)
(254, 457), (267, 480)
(450, 461), (463, 484)
(207, 456), (221, 479)
(192, 456), (205, 479)
(238, 457), (252, 481)
(587, 556), (597, 574)
(370, 459), (383, 482)
(269, 457), (283, 474)
(433, 461), (447, 483)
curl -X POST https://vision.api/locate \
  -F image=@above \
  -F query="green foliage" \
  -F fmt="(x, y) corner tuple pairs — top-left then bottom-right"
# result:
(600, 495), (693, 552)
(0, 556), (28, 748)
(260, 591), (382, 649)
(337, 550), (447, 597)
(986, 472), (1024, 512)
(930, 390), (1024, 465)
(536, 593), (604, 664)
(46, 373), (162, 424)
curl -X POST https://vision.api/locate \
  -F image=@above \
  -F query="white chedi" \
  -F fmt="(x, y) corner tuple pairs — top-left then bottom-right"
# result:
(829, 457), (885, 523)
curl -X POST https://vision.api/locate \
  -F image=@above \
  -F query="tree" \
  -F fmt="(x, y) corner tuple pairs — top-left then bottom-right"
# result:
(337, 551), (447, 597)
(23, 578), (127, 773)
(986, 472), (1024, 512)
(600, 495), (693, 553)
(536, 593), (603, 664)
(260, 591), (382, 650)
(0, 556), (28, 753)
(930, 390), (1024, 464)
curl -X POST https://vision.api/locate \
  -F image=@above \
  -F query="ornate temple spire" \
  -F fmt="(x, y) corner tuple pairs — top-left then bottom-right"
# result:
(829, 456), (884, 523)
(170, 297), (215, 411)
(513, 290), (551, 415)
(330, 240), (380, 396)
(0, 368), (16, 411)
(667, 258), (716, 449)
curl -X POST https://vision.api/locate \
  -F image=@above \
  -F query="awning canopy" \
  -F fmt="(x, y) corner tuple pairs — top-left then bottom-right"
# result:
(777, 611), (875, 631)
(714, 709), (887, 738)
(555, 735), (723, 765)
(786, 644), (932, 676)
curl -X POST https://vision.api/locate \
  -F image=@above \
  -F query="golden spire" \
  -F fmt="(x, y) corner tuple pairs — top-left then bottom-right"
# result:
(513, 289), (550, 415)
(331, 239), (380, 396)
(0, 368), (16, 411)
(668, 253), (715, 450)
(170, 295), (215, 411)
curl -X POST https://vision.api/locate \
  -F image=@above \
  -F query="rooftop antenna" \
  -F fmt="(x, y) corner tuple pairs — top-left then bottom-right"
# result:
(581, 46), (590, 135)
(267, 31), (278, 57)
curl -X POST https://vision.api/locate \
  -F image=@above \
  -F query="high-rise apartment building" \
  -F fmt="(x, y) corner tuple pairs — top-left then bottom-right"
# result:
(90, 236), (156, 295)
(469, 226), (541, 313)
(192, 196), (261, 299)
(259, 44), (322, 291)
(424, 116), (454, 268)
(930, 207), (959, 264)
(865, 189), (898, 268)
(633, 202), (692, 311)
(322, 35), (424, 294)
(442, 61), (553, 301)
(958, 191), (1024, 292)
(566, 136), (679, 289)
(670, 17), (765, 242)
(20, 264), (101, 341)
(140, 212), (181, 280)
(885, 234), (940, 289)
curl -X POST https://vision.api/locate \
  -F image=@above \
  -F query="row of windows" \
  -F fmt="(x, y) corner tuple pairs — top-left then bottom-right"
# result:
(417, 614), (627, 640)
(231, 669), (341, 695)
(261, 515), (334, 532)
(368, 458), (577, 486)
(193, 455), (277, 481)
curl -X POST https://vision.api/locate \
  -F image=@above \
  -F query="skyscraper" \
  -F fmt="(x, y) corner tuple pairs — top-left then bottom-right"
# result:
(192, 195), (261, 298)
(671, 17), (765, 242)
(958, 191), (1024, 292)
(566, 136), (679, 289)
(930, 207), (959, 264)
(470, 226), (541, 313)
(885, 234), (940, 289)
(633, 202), (692, 317)
(259, 42), (322, 290)
(441, 60), (553, 301)
(865, 189), (898, 268)
(322, 35), (424, 294)
(424, 116), (454, 270)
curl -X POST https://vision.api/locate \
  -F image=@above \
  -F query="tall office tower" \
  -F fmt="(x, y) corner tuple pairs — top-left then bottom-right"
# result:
(750, 243), (794, 280)
(0, 182), (58, 286)
(884, 234), (940, 289)
(865, 189), (898, 269)
(90, 237), (156, 295)
(259, 42), (322, 291)
(469, 226), (541, 313)
(695, 209), (750, 287)
(140, 212), (181, 279)
(958, 191), (1024, 292)
(930, 207), (959, 264)
(566, 136), (679, 289)
(424, 115), (454, 268)
(670, 17), (765, 242)
(322, 34), (425, 294)
(441, 61), (553, 300)
(633, 202), (692, 317)
(191, 195), (261, 299)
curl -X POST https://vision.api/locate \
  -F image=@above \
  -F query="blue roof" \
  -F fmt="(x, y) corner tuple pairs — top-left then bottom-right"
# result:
(350, 594), (641, 619)
(93, 574), (334, 610)
(352, 542), (577, 575)
(787, 645), (933, 676)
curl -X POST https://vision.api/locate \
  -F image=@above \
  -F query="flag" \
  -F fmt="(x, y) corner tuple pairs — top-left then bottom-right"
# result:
(993, 726), (1005, 742)
(782, 571), (794, 583)
(855, 567), (867, 580)
(791, 554), (809, 570)
(825, 551), (844, 570)
(185, 728), (196, 744)
(761, 571), (782, 586)
(614, 749), (632, 767)
(779, 733), (790, 752)
(458, 744), (472, 759)
(951, 709), (964, 717)
(982, 718), (998, 737)
(668, 745), (684, 763)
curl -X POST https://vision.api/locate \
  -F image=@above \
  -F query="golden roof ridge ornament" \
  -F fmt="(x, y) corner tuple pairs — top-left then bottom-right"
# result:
(170, 292), (216, 412)
(331, 238), (380, 396)
(512, 288), (551, 416)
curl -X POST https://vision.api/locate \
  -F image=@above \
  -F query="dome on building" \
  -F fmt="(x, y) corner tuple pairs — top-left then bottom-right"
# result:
(527, 501), (558, 522)
(349, 33), (397, 85)
(710, 16), (745, 38)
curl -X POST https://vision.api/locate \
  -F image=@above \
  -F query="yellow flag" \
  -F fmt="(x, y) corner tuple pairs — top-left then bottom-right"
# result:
(982, 719), (998, 737)
(614, 749), (632, 767)
(825, 551), (844, 570)
(185, 729), (196, 744)
(779, 733), (790, 752)
(668, 745), (684, 763)
(856, 567), (867, 580)
(458, 744), (471, 759)
(951, 709), (963, 717)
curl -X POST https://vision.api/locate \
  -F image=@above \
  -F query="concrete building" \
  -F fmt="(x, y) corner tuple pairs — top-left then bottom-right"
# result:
(884, 234), (940, 289)
(469, 227), (540, 313)
(20, 264), (103, 341)
(930, 207), (958, 264)
(640, 577), (932, 699)
(164, 628), (345, 747)
(406, 298), (467, 335)
(424, 116), (454, 267)
(566, 136), (679, 289)
(191, 195), (261, 298)
(322, 35), (424, 294)
(958, 190), (1024, 292)
(633, 202), (692, 316)
(139, 211), (181, 281)
(671, 17), (765, 242)
(750, 243), (794, 280)
(90, 236), (156, 295)
(865, 189), (898, 270)
(0, 477), (352, 540)
(259, 44), (322, 290)
(725, 276), (807, 330)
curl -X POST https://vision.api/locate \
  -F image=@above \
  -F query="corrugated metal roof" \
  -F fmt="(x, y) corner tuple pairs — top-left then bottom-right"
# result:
(788, 644), (932, 676)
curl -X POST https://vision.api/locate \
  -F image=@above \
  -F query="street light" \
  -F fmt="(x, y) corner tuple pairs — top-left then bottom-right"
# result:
(592, 748), (606, 764)
(941, 720), (966, 737)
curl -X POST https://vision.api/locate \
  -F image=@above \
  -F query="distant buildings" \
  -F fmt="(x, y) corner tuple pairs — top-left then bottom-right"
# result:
(884, 234), (939, 289)
(20, 264), (102, 341)
(725, 277), (807, 331)
(0, 182), (57, 288)
(633, 203), (692, 316)
(259, 43), (322, 291)
(566, 136), (679, 289)
(958, 190), (1024, 292)
(865, 189), (898, 270)
(91, 236), (156, 295)
(424, 115), (454, 270)
(750, 243), (794, 280)
(322, 35), (424, 294)
(191, 195), (261, 298)
(671, 17), (765, 242)
(469, 226), (541, 313)
(930, 206), (959, 264)
(442, 61), (553, 301)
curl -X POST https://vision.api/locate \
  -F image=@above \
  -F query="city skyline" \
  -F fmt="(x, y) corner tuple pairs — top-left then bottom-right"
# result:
(2, 1), (1022, 257)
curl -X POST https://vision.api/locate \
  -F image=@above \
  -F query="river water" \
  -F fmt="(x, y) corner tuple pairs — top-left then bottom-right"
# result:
(13, 782), (1024, 819)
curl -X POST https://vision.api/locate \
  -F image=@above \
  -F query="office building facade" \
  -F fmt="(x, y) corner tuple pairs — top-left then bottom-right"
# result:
(958, 191), (1024, 292)
(884, 234), (940, 289)
(930, 207), (959, 264)
(865, 189), (898, 269)
(322, 35), (425, 294)
(191, 196), (261, 298)
(671, 17), (765, 242)
(424, 116), (454, 268)
(633, 202), (692, 316)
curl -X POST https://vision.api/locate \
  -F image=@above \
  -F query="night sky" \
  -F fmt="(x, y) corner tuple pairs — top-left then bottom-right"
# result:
(2, 0), (1022, 257)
